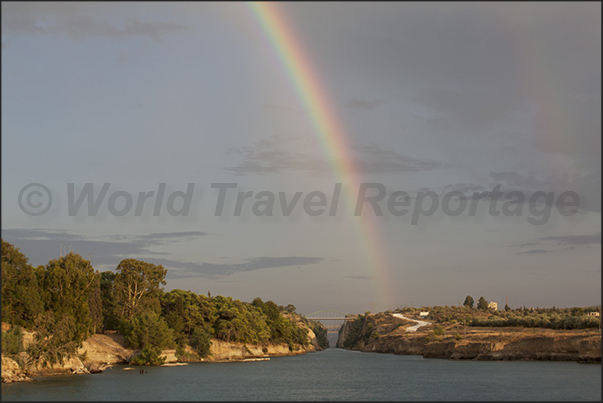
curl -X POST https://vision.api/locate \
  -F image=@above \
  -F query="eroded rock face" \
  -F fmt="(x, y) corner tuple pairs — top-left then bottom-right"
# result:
(1, 356), (32, 383)
(343, 331), (602, 362)
(78, 334), (135, 365)
(85, 362), (112, 373)
(2, 318), (322, 381)
(27, 355), (90, 376)
(1, 332), (135, 382)
(204, 340), (316, 362)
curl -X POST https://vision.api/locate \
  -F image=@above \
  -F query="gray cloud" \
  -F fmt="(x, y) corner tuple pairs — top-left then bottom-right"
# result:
(1, 228), (323, 279)
(490, 171), (600, 213)
(539, 234), (601, 246)
(437, 183), (486, 194)
(517, 249), (550, 255)
(412, 87), (520, 133)
(345, 275), (375, 280)
(2, 228), (81, 241)
(296, 3), (599, 151)
(1, 228), (206, 268)
(108, 231), (208, 244)
(346, 99), (384, 110)
(399, 173), (598, 217)
(1, 2), (188, 41)
(280, 3), (600, 215)
(225, 136), (442, 176)
(518, 242), (540, 248)
(514, 233), (600, 255)
(157, 256), (326, 279)
(490, 172), (549, 190)
(411, 172), (598, 213)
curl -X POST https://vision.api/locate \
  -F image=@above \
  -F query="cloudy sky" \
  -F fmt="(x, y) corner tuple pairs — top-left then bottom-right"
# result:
(2, 2), (600, 314)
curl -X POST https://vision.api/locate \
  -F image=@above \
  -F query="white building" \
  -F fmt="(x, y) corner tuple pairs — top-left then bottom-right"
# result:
(588, 311), (600, 317)
(419, 311), (429, 318)
(488, 301), (498, 310)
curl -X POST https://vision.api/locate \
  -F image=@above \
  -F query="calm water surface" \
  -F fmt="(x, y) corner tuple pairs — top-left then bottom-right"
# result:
(2, 348), (601, 401)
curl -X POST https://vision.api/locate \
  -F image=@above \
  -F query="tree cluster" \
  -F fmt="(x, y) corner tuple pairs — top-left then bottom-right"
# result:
(463, 295), (491, 310)
(1, 240), (322, 366)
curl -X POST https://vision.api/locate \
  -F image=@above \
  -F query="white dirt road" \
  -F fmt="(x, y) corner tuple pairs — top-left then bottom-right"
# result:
(392, 313), (432, 332)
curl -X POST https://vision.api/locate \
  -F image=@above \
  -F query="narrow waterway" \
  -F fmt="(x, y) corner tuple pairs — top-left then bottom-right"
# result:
(2, 348), (600, 401)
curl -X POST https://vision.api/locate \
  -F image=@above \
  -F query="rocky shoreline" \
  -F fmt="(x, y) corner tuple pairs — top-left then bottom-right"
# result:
(2, 326), (323, 383)
(337, 313), (601, 363)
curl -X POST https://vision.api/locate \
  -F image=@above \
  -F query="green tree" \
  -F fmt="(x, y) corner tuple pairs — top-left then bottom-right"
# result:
(121, 311), (174, 350)
(100, 271), (119, 330)
(38, 252), (100, 337)
(504, 303), (511, 311)
(189, 327), (212, 357)
(24, 253), (100, 367)
(88, 274), (103, 333)
(477, 296), (489, 310)
(27, 313), (82, 368)
(1, 240), (44, 327)
(114, 259), (167, 320)
(1, 325), (24, 355)
(463, 295), (474, 309)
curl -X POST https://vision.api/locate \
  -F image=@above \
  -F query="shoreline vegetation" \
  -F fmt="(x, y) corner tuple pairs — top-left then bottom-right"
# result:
(1, 240), (328, 383)
(2, 240), (600, 384)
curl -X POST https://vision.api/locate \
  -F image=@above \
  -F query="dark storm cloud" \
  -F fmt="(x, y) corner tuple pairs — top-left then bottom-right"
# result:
(281, 2), (600, 209)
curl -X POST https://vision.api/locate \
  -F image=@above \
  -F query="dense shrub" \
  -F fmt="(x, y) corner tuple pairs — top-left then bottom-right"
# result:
(433, 325), (445, 336)
(130, 345), (165, 365)
(1, 325), (23, 355)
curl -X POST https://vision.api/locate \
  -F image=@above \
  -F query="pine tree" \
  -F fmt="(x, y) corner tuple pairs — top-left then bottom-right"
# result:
(463, 295), (475, 309)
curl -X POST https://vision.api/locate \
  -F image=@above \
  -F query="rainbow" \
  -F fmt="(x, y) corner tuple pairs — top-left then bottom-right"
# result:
(248, 2), (396, 310)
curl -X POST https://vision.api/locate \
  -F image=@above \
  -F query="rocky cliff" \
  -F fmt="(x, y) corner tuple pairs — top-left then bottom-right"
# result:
(337, 313), (601, 363)
(2, 319), (325, 382)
